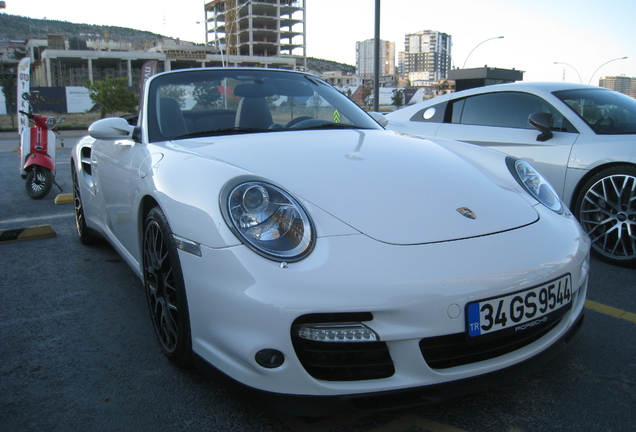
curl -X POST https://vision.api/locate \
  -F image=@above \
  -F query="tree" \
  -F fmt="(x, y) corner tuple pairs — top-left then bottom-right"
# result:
(360, 86), (373, 109)
(436, 79), (451, 96)
(193, 82), (221, 109)
(391, 89), (404, 110)
(85, 77), (138, 118)
(159, 85), (187, 108)
(1, 71), (17, 128)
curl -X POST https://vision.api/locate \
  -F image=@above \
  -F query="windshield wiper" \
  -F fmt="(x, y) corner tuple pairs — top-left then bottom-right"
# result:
(173, 127), (271, 139)
(300, 123), (371, 131)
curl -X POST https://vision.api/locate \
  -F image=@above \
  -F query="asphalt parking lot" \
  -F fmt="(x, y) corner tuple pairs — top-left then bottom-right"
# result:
(1, 132), (635, 432)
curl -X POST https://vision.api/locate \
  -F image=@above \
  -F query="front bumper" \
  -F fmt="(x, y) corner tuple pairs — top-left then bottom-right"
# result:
(178, 205), (589, 408)
(194, 311), (584, 416)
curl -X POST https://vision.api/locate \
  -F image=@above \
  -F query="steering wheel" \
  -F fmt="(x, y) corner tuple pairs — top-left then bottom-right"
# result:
(285, 116), (315, 129)
(595, 116), (615, 133)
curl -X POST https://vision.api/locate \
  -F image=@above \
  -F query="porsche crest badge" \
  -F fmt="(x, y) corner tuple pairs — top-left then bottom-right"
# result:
(457, 207), (477, 219)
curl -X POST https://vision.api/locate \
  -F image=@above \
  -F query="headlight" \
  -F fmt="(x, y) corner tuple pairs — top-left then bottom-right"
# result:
(507, 157), (562, 213)
(222, 180), (314, 261)
(45, 117), (57, 130)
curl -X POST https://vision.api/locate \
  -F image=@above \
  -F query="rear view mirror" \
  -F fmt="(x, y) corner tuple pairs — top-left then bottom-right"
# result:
(528, 112), (554, 142)
(89, 117), (138, 141)
(368, 112), (388, 128)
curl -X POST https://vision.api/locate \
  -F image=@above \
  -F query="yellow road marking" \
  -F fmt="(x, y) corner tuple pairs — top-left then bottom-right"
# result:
(585, 300), (636, 324)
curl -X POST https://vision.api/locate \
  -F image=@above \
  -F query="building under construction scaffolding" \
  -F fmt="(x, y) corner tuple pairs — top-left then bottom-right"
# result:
(204, 0), (306, 69)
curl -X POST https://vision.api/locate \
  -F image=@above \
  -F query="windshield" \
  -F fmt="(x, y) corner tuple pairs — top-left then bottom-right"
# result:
(145, 68), (381, 142)
(554, 88), (636, 135)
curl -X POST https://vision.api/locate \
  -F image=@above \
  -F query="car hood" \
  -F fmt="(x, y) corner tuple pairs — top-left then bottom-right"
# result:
(177, 129), (538, 245)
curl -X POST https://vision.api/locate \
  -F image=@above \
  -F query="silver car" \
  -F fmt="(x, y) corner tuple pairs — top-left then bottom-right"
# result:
(385, 82), (636, 267)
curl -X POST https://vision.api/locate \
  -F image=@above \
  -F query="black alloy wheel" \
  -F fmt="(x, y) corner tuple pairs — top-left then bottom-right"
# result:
(72, 166), (97, 244)
(574, 165), (636, 267)
(25, 166), (53, 199)
(143, 207), (193, 366)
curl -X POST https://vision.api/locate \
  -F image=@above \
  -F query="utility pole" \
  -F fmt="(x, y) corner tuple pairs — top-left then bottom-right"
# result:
(373, 0), (380, 112)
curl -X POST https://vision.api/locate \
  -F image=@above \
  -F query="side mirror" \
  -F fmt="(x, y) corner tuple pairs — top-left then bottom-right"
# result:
(528, 112), (554, 142)
(368, 111), (388, 128)
(89, 117), (138, 141)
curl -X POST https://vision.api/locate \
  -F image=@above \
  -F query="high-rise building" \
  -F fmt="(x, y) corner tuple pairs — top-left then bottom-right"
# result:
(403, 30), (451, 87)
(205, 0), (306, 69)
(600, 75), (636, 98)
(355, 39), (396, 80)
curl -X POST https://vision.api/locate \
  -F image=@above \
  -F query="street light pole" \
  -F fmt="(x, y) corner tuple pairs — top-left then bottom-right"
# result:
(553, 61), (582, 84)
(462, 36), (504, 69)
(587, 56), (628, 85)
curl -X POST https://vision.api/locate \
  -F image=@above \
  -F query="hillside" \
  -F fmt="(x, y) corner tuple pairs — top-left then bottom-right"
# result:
(0, 13), (164, 47)
(0, 13), (355, 72)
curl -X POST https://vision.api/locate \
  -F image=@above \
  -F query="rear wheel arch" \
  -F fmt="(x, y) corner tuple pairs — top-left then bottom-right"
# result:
(569, 162), (636, 210)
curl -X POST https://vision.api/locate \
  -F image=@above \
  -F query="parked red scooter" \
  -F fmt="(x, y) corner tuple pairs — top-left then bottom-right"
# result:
(18, 93), (64, 199)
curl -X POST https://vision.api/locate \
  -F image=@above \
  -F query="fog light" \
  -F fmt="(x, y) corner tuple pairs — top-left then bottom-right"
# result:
(293, 323), (378, 342)
(255, 349), (285, 368)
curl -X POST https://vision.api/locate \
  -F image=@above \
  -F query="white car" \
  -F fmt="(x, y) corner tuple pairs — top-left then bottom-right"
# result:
(71, 68), (590, 415)
(384, 82), (636, 267)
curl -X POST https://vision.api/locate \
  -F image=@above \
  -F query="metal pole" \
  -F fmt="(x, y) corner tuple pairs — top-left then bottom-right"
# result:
(462, 36), (503, 69)
(553, 62), (582, 84)
(373, 0), (380, 112)
(587, 56), (628, 85)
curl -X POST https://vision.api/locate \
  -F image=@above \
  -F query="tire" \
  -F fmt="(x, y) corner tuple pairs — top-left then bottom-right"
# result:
(25, 166), (53, 199)
(143, 207), (193, 366)
(574, 165), (636, 267)
(72, 165), (98, 244)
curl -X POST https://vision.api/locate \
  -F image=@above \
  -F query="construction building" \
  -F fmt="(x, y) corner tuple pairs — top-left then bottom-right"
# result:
(19, 0), (306, 88)
(204, 0), (306, 70)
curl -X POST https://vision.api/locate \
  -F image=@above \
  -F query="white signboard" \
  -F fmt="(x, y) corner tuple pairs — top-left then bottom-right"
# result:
(65, 86), (95, 113)
(0, 88), (6, 115)
(17, 57), (31, 136)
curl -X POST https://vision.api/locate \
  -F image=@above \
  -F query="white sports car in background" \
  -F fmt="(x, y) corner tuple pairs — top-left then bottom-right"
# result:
(71, 68), (590, 415)
(384, 82), (636, 267)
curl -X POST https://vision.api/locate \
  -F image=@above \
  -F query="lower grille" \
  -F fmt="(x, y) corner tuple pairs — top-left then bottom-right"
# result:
(292, 336), (395, 381)
(420, 316), (562, 369)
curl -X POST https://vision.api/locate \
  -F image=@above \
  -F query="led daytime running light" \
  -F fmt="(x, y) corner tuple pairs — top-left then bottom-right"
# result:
(295, 323), (378, 343)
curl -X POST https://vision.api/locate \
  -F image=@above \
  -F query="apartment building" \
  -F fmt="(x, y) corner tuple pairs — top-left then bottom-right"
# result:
(403, 30), (451, 87)
(600, 75), (636, 98)
(355, 38), (396, 80)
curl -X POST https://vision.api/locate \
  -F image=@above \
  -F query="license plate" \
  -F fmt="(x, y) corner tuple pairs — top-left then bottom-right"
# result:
(467, 274), (572, 340)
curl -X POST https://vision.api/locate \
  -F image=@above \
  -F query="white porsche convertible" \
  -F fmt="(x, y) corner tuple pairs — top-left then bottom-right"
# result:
(71, 68), (590, 415)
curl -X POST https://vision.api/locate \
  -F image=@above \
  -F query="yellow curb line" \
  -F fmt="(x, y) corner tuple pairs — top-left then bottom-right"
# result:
(585, 300), (636, 324)
(0, 225), (57, 243)
(55, 193), (73, 204)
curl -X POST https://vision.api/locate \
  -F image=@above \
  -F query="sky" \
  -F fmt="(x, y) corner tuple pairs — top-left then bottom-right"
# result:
(3, 0), (636, 84)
